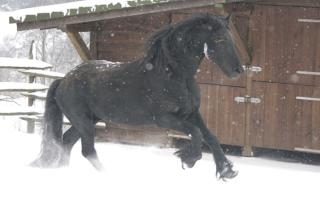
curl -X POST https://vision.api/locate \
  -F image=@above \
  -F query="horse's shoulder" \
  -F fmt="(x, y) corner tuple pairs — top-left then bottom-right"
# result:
(76, 60), (122, 72)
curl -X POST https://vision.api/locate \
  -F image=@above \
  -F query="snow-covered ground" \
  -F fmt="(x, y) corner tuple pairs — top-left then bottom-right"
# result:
(0, 117), (319, 212)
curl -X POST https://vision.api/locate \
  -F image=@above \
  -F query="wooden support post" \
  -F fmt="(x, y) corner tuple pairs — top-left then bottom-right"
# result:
(27, 41), (35, 133)
(241, 8), (254, 156)
(66, 31), (92, 61)
(26, 75), (35, 133)
(90, 31), (98, 59)
(242, 70), (254, 157)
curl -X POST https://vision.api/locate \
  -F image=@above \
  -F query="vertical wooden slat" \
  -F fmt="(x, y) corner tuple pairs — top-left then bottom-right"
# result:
(242, 4), (262, 156)
(90, 30), (98, 59)
(199, 84), (209, 125)
(26, 75), (35, 133)
(27, 40), (35, 133)
(311, 87), (320, 149)
(312, 9), (320, 150)
(314, 9), (320, 86)
(242, 71), (254, 156)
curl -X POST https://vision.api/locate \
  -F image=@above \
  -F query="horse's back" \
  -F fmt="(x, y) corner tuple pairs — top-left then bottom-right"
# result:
(55, 59), (153, 125)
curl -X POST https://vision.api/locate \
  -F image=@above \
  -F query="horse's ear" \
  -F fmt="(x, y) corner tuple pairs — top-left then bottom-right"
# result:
(224, 14), (232, 25)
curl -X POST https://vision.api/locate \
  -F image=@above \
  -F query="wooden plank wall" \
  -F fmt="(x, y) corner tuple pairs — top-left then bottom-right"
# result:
(95, 14), (171, 62)
(249, 4), (320, 151)
(91, 6), (249, 147)
(89, 2), (320, 153)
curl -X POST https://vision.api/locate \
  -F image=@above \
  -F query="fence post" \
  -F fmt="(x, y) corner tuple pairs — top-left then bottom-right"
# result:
(27, 40), (35, 133)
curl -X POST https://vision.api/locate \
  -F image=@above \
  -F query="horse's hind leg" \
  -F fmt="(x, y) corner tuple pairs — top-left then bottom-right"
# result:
(80, 124), (103, 170)
(63, 126), (80, 151)
(60, 116), (100, 166)
(68, 116), (103, 170)
(55, 126), (80, 166)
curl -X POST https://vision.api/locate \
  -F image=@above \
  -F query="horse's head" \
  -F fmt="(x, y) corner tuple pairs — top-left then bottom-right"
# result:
(145, 14), (244, 78)
(186, 14), (244, 78)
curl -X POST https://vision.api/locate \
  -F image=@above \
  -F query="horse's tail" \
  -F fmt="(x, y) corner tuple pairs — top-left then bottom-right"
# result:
(31, 79), (65, 168)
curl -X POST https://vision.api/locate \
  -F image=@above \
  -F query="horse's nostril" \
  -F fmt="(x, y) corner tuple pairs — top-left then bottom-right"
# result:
(235, 67), (244, 73)
(234, 68), (240, 74)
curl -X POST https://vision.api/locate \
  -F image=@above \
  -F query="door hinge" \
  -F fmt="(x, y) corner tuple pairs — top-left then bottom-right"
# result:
(243, 65), (262, 73)
(235, 95), (261, 104)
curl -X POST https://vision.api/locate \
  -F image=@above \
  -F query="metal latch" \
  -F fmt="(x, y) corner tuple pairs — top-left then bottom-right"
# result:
(243, 66), (262, 73)
(296, 96), (320, 102)
(235, 95), (261, 104)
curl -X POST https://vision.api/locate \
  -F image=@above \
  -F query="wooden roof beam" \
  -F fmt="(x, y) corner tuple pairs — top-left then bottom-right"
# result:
(66, 30), (92, 61)
(16, 0), (247, 31)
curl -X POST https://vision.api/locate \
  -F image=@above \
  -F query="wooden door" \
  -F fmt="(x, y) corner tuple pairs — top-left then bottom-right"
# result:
(250, 82), (320, 151)
(247, 5), (320, 153)
(250, 5), (320, 86)
(199, 84), (246, 146)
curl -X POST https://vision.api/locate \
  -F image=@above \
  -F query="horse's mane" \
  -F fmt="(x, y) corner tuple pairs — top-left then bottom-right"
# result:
(143, 14), (225, 75)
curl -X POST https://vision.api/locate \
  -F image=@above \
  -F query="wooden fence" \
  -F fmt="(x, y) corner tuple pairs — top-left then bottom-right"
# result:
(0, 57), (60, 133)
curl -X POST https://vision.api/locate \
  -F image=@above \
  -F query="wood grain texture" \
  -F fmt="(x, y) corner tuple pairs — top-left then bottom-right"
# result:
(315, 9), (320, 86)
(254, 0), (320, 8)
(199, 84), (246, 146)
(96, 14), (170, 61)
(66, 31), (92, 61)
(250, 82), (320, 151)
(90, 3), (320, 153)
(250, 5), (320, 86)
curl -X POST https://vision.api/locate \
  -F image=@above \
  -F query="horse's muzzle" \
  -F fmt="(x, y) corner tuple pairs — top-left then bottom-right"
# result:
(235, 66), (245, 74)
(229, 67), (242, 79)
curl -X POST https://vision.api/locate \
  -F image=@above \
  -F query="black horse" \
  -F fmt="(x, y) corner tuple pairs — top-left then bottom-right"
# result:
(32, 14), (244, 180)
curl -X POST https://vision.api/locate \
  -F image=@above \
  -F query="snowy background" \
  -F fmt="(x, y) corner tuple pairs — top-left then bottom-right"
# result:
(0, 1), (320, 212)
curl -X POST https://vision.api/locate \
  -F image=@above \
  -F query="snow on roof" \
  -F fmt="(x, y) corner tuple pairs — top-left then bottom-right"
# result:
(0, 57), (53, 69)
(9, 0), (173, 24)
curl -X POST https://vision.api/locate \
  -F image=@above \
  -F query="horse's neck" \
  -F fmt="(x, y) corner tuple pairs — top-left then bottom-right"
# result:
(172, 55), (203, 79)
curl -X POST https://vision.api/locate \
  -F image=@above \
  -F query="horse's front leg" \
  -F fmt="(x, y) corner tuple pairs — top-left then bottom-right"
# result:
(188, 111), (238, 180)
(156, 114), (203, 168)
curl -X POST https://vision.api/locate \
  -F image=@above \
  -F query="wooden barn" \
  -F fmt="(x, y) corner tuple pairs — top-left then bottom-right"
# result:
(10, 0), (320, 156)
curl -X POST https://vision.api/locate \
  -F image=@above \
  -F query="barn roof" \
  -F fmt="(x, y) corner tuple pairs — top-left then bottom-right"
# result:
(9, 0), (252, 31)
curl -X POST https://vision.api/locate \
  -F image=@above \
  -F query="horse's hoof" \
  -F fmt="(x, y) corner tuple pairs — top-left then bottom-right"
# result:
(216, 160), (238, 181)
(29, 158), (57, 168)
(29, 159), (41, 168)
(174, 144), (202, 169)
(87, 157), (105, 171)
